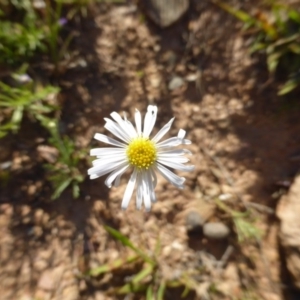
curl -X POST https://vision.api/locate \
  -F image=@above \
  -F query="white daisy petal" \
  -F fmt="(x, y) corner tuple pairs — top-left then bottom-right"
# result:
(88, 161), (125, 179)
(123, 112), (138, 138)
(104, 118), (131, 143)
(151, 117), (174, 143)
(147, 169), (157, 203)
(136, 175), (143, 210)
(94, 133), (127, 147)
(135, 109), (142, 135)
(91, 155), (126, 167)
(176, 130), (192, 144)
(150, 168), (157, 190)
(178, 129), (186, 139)
(157, 137), (191, 148)
(156, 163), (185, 189)
(157, 155), (190, 163)
(111, 112), (137, 139)
(114, 171), (124, 187)
(90, 174), (100, 180)
(143, 105), (157, 138)
(88, 158), (125, 176)
(90, 155), (126, 168)
(142, 172), (151, 211)
(105, 163), (129, 188)
(90, 147), (125, 156)
(182, 139), (192, 145)
(157, 149), (192, 156)
(122, 168), (138, 210)
(158, 159), (195, 172)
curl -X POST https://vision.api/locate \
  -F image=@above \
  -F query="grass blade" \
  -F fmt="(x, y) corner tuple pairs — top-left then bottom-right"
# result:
(104, 226), (155, 265)
(51, 177), (72, 199)
(157, 281), (166, 300)
(89, 255), (139, 276)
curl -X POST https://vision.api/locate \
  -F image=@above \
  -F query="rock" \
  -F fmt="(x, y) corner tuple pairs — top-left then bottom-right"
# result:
(34, 258), (48, 272)
(203, 222), (230, 240)
(185, 210), (205, 233)
(168, 76), (184, 90)
(37, 266), (64, 291)
(277, 175), (300, 288)
(34, 209), (44, 225)
(215, 263), (241, 297)
(38, 271), (55, 291)
(61, 285), (79, 300)
(142, 0), (189, 27)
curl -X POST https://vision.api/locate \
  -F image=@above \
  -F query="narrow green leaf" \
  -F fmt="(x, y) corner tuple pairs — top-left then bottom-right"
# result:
(272, 33), (299, 48)
(132, 265), (153, 284)
(104, 226), (155, 265)
(215, 1), (254, 24)
(146, 285), (154, 300)
(289, 9), (300, 24)
(89, 255), (139, 276)
(288, 43), (300, 54)
(154, 235), (161, 256)
(117, 282), (147, 294)
(51, 177), (72, 199)
(157, 281), (166, 300)
(72, 183), (80, 198)
(11, 106), (24, 125)
(233, 217), (262, 242)
(278, 79), (299, 95)
(181, 285), (190, 298)
(267, 52), (281, 73)
(250, 42), (267, 53)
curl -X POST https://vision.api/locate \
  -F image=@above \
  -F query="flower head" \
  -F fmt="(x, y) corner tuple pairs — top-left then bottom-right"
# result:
(88, 105), (194, 211)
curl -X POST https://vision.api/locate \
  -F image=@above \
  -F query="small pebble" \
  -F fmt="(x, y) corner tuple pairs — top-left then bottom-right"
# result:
(185, 210), (205, 233)
(168, 76), (184, 90)
(203, 222), (230, 240)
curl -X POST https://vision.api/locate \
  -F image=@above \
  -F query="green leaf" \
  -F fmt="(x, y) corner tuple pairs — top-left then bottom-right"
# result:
(154, 235), (161, 256)
(72, 183), (80, 198)
(104, 226), (155, 265)
(117, 282), (147, 294)
(157, 281), (166, 300)
(288, 43), (300, 54)
(132, 265), (153, 284)
(233, 217), (262, 242)
(89, 255), (139, 276)
(181, 285), (190, 298)
(146, 285), (154, 300)
(272, 33), (300, 48)
(51, 177), (72, 199)
(267, 53), (280, 73)
(250, 42), (267, 53)
(289, 9), (300, 24)
(117, 266), (153, 294)
(11, 106), (24, 126)
(215, 1), (254, 24)
(278, 78), (299, 95)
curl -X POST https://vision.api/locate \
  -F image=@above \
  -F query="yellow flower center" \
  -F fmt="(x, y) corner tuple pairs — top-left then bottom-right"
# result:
(126, 137), (157, 169)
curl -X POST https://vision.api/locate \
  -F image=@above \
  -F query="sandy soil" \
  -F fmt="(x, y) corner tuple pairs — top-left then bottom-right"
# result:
(1, 1), (300, 300)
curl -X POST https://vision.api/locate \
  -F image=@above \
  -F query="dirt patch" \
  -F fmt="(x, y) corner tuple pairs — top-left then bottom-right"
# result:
(1, 1), (300, 299)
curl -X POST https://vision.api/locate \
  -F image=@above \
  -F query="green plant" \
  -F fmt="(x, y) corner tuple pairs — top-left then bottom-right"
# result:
(0, 0), (72, 69)
(215, 198), (263, 243)
(216, 1), (300, 95)
(39, 116), (85, 199)
(88, 226), (204, 299)
(0, 71), (59, 138)
(45, 0), (70, 68)
(0, 7), (46, 65)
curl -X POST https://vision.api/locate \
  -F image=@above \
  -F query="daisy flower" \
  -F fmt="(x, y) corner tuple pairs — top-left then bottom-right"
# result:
(88, 105), (194, 211)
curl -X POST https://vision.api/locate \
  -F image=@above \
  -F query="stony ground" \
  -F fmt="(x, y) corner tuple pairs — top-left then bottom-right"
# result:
(1, 1), (300, 300)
